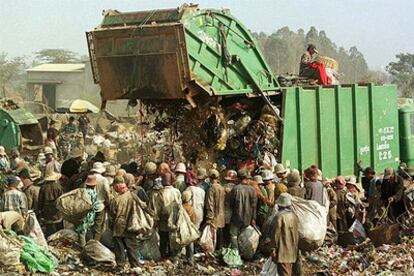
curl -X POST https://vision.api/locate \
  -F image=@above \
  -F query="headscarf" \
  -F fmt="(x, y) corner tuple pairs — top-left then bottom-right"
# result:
(335, 176), (346, 189)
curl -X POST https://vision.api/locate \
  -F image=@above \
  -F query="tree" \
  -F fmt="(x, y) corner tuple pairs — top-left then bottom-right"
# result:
(0, 52), (27, 98)
(386, 53), (414, 97)
(34, 49), (79, 64)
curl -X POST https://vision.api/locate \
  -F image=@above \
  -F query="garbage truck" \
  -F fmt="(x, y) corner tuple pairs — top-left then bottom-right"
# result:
(86, 4), (414, 177)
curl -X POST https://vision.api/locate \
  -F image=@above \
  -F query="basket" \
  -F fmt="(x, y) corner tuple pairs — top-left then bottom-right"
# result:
(316, 56), (339, 71)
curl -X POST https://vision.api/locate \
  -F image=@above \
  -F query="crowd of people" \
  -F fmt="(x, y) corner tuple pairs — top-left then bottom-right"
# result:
(0, 115), (413, 276)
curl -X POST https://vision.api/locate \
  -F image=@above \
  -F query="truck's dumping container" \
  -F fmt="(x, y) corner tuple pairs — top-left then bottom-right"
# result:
(281, 84), (400, 177)
(0, 106), (43, 150)
(87, 4), (279, 101)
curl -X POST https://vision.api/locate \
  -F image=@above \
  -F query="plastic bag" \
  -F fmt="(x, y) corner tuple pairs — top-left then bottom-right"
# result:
(238, 225), (261, 260)
(260, 257), (278, 276)
(137, 231), (161, 260)
(199, 224), (216, 253)
(19, 235), (58, 273)
(349, 219), (366, 239)
(81, 240), (116, 267)
(290, 196), (328, 251)
(47, 229), (78, 244)
(56, 188), (92, 225)
(175, 207), (200, 246)
(23, 211), (48, 248)
(220, 248), (243, 267)
(127, 194), (154, 235)
(0, 229), (22, 266)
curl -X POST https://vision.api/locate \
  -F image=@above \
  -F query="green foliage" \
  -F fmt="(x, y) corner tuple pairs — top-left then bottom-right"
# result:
(386, 53), (414, 97)
(254, 26), (370, 83)
(34, 49), (80, 64)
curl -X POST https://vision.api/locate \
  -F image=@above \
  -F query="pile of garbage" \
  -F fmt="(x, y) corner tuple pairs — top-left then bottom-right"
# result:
(0, 229), (58, 273)
(303, 236), (414, 274)
(140, 98), (281, 171)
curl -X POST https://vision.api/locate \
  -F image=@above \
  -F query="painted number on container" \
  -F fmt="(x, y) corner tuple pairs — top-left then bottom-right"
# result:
(377, 127), (394, 161)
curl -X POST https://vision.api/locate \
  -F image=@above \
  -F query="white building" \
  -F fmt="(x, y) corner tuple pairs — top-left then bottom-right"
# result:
(26, 61), (135, 116)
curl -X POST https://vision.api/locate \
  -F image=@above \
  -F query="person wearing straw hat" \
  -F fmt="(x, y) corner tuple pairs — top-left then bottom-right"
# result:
(345, 176), (366, 226)
(262, 170), (276, 205)
(205, 169), (226, 250)
(38, 170), (63, 237)
(271, 193), (299, 276)
(287, 172), (305, 199)
(44, 146), (61, 177)
(380, 167), (405, 221)
(174, 162), (187, 193)
(90, 162), (111, 240)
(75, 175), (100, 247)
(185, 168), (206, 228)
(197, 167), (211, 192)
(255, 174), (270, 228)
(0, 176), (27, 216)
(0, 146), (10, 173)
(223, 169), (237, 243)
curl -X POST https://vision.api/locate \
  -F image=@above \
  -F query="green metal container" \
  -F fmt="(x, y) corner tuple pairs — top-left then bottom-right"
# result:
(0, 107), (43, 150)
(281, 84), (401, 177)
(87, 4), (279, 101)
(398, 104), (414, 168)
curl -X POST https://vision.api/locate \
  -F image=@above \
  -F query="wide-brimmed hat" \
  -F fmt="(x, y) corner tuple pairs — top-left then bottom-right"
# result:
(85, 175), (97, 186)
(91, 162), (106, 174)
(287, 172), (301, 186)
(197, 168), (207, 180)
(105, 165), (116, 177)
(276, 193), (293, 207)
(274, 164), (287, 175)
(383, 167), (394, 180)
(346, 176), (360, 192)
(209, 169), (220, 179)
(44, 171), (61, 182)
(237, 169), (252, 179)
(262, 170), (274, 181)
(144, 162), (157, 175)
(254, 175), (264, 184)
(224, 170), (237, 181)
(44, 147), (54, 155)
(175, 162), (187, 174)
(70, 148), (84, 159)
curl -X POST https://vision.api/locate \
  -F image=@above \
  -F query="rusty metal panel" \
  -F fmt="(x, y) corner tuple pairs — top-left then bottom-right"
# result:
(91, 24), (190, 100)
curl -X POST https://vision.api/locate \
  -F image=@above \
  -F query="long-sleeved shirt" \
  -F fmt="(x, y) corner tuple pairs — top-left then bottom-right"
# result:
(94, 173), (110, 212)
(23, 184), (39, 212)
(154, 186), (182, 232)
(0, 189), (28, 215)
(205, 183), (226, 228)
(186, 185), (205, 228)
(229, 183), (258, 228)
(305, 181), (324, 206)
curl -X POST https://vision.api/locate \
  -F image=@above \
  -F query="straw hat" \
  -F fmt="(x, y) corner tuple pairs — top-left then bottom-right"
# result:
(70, 148), (83, 159)
(197, 168), (207, 180)
(262, 170), (274, 181)
(44, 170), (61, 182)
(274, 164), (287, 175)
(85, 175), (97, 187)
(91, 162), (106, 174)
(254, 175), (264, 184)
(209, 169), (220, 179)
(276, 193), (293, 207)
(175, 162), (187, 174)
(224, 170), (237, 181)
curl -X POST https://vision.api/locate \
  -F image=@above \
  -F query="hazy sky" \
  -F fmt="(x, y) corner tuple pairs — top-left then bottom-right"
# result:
(1, 0), (412, 70)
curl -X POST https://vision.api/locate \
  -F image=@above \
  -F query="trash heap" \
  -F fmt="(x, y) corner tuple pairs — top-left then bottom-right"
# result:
(303, 236), (414, 274)
(0, 229), (58, 274)
(140, 98), (281, 170)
